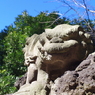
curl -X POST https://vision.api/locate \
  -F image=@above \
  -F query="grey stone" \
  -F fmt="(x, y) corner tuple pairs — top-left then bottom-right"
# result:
(50, 52), (95, 95)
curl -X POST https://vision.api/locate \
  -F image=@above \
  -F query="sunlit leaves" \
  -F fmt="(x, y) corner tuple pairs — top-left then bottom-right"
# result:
(0, 69), (17, 94)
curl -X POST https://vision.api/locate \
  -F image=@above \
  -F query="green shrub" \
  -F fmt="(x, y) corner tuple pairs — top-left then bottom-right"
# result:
(0, 69), (17, 95)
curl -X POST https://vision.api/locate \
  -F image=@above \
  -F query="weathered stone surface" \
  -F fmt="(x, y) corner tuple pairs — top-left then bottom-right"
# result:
(14, 73), (27, 89)
(13, 24), (94, 95)
(87, 32), (95, 46)
(13, 84), (31, 95)
(29, 81), (49, 95)
(50, 71), (79, 95)
(50, 52), (95, 95)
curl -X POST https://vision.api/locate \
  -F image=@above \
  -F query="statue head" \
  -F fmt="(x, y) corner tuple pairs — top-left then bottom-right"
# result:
(23, 24), (93, 80)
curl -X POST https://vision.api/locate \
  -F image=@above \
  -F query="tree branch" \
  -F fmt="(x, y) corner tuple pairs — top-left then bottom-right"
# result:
(55, 0), (94, 32)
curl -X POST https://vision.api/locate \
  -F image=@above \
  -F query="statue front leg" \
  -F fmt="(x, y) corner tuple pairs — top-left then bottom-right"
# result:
(26, 64), (38, 84)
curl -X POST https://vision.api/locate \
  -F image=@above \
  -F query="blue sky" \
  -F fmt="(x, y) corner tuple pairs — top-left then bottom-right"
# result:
(0, 0), (95, 31)
(0, 0), (62, 31)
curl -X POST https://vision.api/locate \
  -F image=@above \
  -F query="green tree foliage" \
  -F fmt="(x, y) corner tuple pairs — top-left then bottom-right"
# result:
(3, 31), (27, 75)
(0, 30), (7, 65)
(0, 69), (16, 95)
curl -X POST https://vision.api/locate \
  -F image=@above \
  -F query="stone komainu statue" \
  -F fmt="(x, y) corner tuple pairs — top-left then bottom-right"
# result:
(13, 24), (93, 95)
